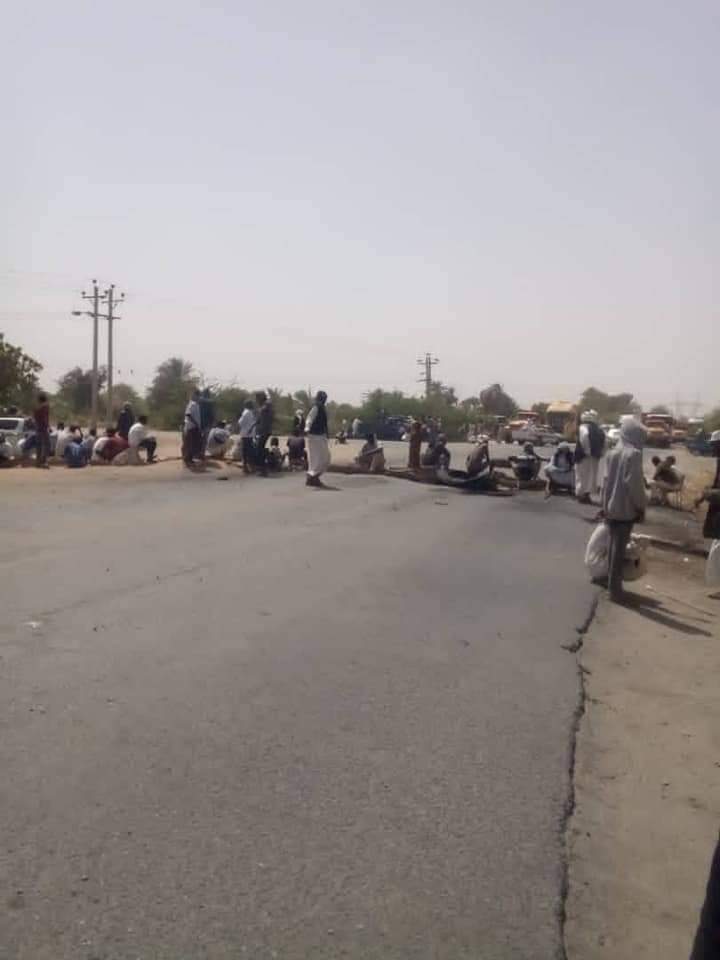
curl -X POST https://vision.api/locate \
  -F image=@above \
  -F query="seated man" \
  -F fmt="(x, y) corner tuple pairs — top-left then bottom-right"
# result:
(356, 433), (386, 473)
(64, 434), (87, 468)
(205, 421), (230, 459)
(19, 421), (38, 463)
(128, 415), (158, 463)
(92, 428), (128, 464)
(0, 431), (13, 466)
(466, 441), (491, 477)
(421, 434), (451, 469)
(509, 442), (544, 483)
(266, 436), (285, 471)
(286, 430), (307, 470)
(545, 442), (575, 498)
(648, 455), (683, 505)
(81, 428), (97, 463)
(54, 422), (72, 460)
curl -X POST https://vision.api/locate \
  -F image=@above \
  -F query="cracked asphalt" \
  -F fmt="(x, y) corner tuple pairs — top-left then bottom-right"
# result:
(1, 467), (595, 959)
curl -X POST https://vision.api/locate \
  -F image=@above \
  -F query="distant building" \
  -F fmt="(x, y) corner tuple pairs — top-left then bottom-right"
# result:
(546, 401), (576, 434)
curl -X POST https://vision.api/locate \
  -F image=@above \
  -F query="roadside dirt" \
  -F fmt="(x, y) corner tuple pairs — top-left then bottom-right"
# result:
(565, 550), (720, 959)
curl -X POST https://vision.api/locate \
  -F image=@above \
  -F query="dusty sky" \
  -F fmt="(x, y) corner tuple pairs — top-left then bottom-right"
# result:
(2, 1), (717, 412)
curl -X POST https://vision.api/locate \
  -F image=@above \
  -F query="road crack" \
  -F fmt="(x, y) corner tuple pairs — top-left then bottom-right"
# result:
(557, 594), (600, 958)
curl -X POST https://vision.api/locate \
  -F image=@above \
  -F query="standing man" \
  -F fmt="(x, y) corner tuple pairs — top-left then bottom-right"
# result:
(602, 416), (647, 602)
(305, 390), (330, 487)
(183, 389), (202, 467)
(407, 417), (423, 470)
(198, 388), (215, 459)
(33, 393), (51, 468)
(254, 391), (274, 477)
(237, 400), (257, 473)
(116, 402), (134, 441)
(575, 409), (606, 504)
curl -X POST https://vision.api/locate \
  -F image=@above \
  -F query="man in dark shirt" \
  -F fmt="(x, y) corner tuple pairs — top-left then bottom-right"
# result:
(116, 403), (133, 440)
(33, 393), (50, 468)
(198, 388), (215, 459)
(254, 391), (274, 476)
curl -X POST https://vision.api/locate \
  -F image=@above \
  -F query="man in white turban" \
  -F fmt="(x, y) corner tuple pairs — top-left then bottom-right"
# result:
(575, 409), (606, 504)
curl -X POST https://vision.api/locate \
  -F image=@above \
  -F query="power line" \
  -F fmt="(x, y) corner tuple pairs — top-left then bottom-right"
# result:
(416, 352), (439, 399)
(71, 280), (125, 427)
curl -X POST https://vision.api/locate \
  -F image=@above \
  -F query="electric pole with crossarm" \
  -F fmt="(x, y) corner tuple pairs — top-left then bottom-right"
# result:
(416, 353), (439, 399)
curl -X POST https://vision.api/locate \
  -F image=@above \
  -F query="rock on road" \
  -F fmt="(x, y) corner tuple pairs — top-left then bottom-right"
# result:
(1, 468), (594, 959)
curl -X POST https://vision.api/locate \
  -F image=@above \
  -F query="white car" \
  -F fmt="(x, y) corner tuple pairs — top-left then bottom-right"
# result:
(0, 416), (31, 457)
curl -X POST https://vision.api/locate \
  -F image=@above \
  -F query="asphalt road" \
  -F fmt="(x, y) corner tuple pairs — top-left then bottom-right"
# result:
(1, 468), (595, 959)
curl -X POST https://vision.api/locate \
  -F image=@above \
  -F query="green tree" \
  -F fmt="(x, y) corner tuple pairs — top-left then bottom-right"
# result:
(579, 387), (640, 421)
(57, 366), (109, 415)
(147, 357), (198, 429)
(0, 333), (42, 410)
(649, 404), (671, 415)
(100, 382), (143, 419)
(479, 383), (518, 418)
(531, 401), (549, 419)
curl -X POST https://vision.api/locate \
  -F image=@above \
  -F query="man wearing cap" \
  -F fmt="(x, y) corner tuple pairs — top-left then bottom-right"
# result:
(602, 416), (647, 602)
(575, 409), (606, 504)
(305, 390), (330, 487)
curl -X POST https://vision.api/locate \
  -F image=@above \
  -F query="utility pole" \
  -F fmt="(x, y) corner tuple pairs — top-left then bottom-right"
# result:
(73, 279), (104, 429)
(72, 280), (126, 426)
(416, 352), (439, 399)
(105, 284), (125, 422)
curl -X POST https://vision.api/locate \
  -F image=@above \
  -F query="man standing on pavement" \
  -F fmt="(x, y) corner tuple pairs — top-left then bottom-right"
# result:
(237, 400), (257, 473)
(305, 390), (330, 487)
(254, 391), (274, 476)
(198, 388), (215, 460)
(601, 415), (647, 602)
(33, 393), (51, 468)
(575, 409), (606, 504)
(116, 402), (134, 441)
(183, 389), (202, 467)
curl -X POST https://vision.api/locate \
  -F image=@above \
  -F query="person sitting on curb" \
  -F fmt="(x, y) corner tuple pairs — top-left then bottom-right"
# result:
(356, 433), (386, 473)
(286, 430), (307, 470)
(91, 427), (128, 464)
(267, 436), (285, 471)
(64, 433), (88, 468)
(648, 455), (683, 506)
(128, 415), (157, 463)
(206, 421), (231, 460)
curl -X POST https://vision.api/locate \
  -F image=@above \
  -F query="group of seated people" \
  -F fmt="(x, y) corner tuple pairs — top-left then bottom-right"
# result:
(80, 416), (158, 466)
(212, 427), (308, 472)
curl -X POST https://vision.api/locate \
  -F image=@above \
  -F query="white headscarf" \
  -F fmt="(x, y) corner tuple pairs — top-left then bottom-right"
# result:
(619, 415), (646, 449)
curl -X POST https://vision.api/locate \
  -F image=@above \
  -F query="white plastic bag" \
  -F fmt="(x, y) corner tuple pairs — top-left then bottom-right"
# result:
(623, 538), (648, 582)
(585, 523), (648, 582)
(585, 523), (609, 579)
(706, 540), (720, 587)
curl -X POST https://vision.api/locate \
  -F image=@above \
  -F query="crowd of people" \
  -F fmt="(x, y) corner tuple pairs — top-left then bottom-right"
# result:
(4, 393), (719, 600)
(181, 388), (331, 486)
(0, 395), (158, 468)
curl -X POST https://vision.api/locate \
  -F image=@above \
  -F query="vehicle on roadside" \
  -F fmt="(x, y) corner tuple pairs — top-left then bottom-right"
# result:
(642, 413), (673, 448)
(686, 433), (714, 457)
(0, 416), (31, 458)
(509, 419), (562, 446)
(368, 415), (410, 442)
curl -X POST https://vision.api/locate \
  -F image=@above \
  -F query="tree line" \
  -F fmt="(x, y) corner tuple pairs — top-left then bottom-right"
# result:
(2, 332), (718, 438)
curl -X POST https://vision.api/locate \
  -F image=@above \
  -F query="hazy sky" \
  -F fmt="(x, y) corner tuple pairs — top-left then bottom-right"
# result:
(2, 1), (717, 411)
